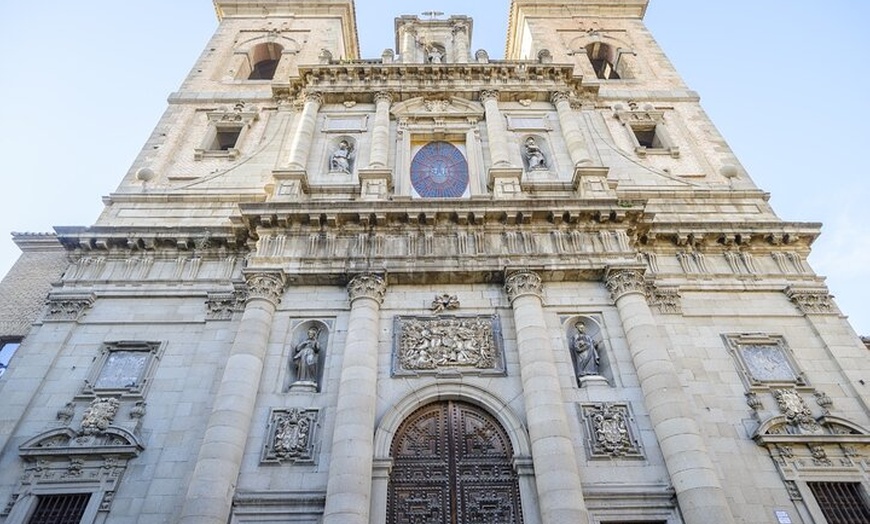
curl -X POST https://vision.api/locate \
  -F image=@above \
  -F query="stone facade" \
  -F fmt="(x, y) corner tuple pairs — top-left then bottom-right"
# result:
(0, 1), (868, 523)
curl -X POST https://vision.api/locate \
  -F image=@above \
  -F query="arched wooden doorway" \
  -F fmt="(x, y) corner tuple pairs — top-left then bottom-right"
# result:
(387, 400), (523, 524)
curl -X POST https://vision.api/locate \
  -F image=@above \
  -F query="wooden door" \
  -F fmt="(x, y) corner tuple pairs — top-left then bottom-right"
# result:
(387, 401), (523, 524)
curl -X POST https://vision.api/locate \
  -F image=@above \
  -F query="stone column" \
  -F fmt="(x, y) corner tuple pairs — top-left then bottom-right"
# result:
(504, 270), (590, 524)
(605, 266), (734, 524)
(551, 91), (592, 167)
(480, 90), (512, 168)
(179, 270), (285, 524)
(368, 92), (393, 168)
(322, 274), (388, 524)
(286, 91), (323, 171)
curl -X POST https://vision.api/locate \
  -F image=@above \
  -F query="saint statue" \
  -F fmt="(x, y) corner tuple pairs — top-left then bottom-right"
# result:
(426, 45), (444, 64)
(572, 321), (601, 377)
(330, 140), (353, 173)
(523, 137), (547, 170)
(293, 327), (321, 384)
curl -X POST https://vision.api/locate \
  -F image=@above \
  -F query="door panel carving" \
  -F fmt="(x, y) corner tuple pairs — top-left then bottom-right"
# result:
(387, 401), (523, 524)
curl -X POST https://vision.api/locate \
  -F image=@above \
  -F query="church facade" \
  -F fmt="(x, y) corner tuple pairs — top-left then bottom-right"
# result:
(1, 1), (869, 523)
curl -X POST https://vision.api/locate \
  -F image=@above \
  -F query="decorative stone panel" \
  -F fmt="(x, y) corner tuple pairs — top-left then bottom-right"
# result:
(206, 284), (247, 320)
(579, 403), (643, 459)
(785, 286), (839, 315)
(261, 408), (319, 465)
(723, 333), (806, 390)
(392, 315), (505, 376)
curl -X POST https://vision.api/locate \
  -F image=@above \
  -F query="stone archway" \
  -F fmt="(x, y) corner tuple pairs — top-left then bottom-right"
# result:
(386, 400), (523, 524)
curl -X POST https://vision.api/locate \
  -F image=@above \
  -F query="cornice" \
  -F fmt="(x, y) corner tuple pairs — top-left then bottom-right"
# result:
(277, 62), (594, 103)
(238, 197), (644, 230)
(54, 226), (250, 254)
(637, 221), (821, 251)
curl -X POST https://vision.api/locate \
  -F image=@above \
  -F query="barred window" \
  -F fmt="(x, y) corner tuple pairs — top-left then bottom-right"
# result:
(28, 493), (90, 524)
(808, 482), (870, 524)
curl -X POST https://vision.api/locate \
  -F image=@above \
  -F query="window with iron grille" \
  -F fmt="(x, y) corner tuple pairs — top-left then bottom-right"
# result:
(27, 493), (90, 524)
(808, 482), (870, 524)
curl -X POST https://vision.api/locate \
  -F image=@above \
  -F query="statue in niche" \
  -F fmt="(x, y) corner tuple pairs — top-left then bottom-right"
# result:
(292, 326), (321, 384)
(329, 140), (353, 173)
(572, 321), (601, 378)
(426, 45), (444, 64)
(523, 137), (548, 170)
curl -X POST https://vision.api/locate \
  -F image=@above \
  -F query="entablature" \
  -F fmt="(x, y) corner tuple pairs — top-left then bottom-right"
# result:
(636, 221), (820, 253)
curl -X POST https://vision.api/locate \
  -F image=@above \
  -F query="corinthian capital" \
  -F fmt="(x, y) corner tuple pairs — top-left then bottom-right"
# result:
(244, 270), (286, 306)
(550, 91), (572, 106)
(504, 270), (543, 303)
(303, 91), (324, 105)
(479, 90), (500, 104)
(604, 266), (646, 302)
(373, 91), (394, 105)
(348, 273), (387, 304)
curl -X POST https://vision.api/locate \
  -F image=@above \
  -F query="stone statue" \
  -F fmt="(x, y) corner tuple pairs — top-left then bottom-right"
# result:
(523, 137), (547, 170)
(293, 327), (321, 384)
(426, 45), (444, 64)
(330, 140), (353, 173)
(572, 322), (600, 377)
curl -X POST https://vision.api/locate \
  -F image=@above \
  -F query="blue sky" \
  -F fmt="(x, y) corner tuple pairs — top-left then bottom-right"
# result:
(1, 1), (868, 335)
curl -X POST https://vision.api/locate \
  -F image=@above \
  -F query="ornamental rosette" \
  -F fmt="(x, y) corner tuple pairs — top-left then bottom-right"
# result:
(348, 273), (387, 304)
(604, 269), (645, 302)
(504, 271), (543, 303)
(244, 271), (286, 305)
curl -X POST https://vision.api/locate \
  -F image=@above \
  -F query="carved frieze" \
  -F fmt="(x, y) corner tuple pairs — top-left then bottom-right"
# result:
(772, 389), (821, 434)
(430, 294), (460, 313)
(44, 293), (95, 322)
(392, 315), (505, 376)
(785, 286), (838, 315)
(262, 408), (319, 464)
(504, 271), (542, 302)
(579, 403), (643, 459)
(81, 398), (120, 436)
(646, 284), (681, 314)
(347, 273), (387, 304)
(206, 285), (247, 320)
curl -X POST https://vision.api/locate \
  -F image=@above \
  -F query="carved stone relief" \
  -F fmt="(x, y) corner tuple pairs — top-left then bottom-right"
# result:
(722, 334), (805, 389)
(785, 286), (838, 315)
(81, 398), (120, 436)
(262, 408), (319, 464)
(44, 293), (95, 322)
(392, 315), (505, 376)
(206, 285), (247, 320)
(579, 403), (643, 459)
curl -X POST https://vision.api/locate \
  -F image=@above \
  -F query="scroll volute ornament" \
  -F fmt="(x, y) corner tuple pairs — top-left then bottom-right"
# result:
(504, 270), (543, 303)
(243, 271), (286, 305)
(347, 273), (387, 304)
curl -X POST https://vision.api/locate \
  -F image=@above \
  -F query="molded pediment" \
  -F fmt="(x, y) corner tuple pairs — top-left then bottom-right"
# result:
(390, 96), (484, 119)
(753, 414), (870, 445)
(19, 426), (144, 459)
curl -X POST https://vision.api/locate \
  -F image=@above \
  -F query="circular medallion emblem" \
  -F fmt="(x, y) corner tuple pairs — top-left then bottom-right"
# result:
(410, 141), (469, 198)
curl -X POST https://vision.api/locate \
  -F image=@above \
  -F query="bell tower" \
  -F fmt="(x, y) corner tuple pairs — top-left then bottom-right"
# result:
(394, 14), (472, 63)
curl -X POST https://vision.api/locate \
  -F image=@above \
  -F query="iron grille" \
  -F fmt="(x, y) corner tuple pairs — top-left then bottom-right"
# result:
(28, 493), (90, 524)
(808, 482), (870, 524)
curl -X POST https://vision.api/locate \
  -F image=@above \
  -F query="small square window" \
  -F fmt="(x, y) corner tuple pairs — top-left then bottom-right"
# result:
(212, 127), (241, 151)
(27, 493), (91, 524)
(631, 125), (663, 149)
